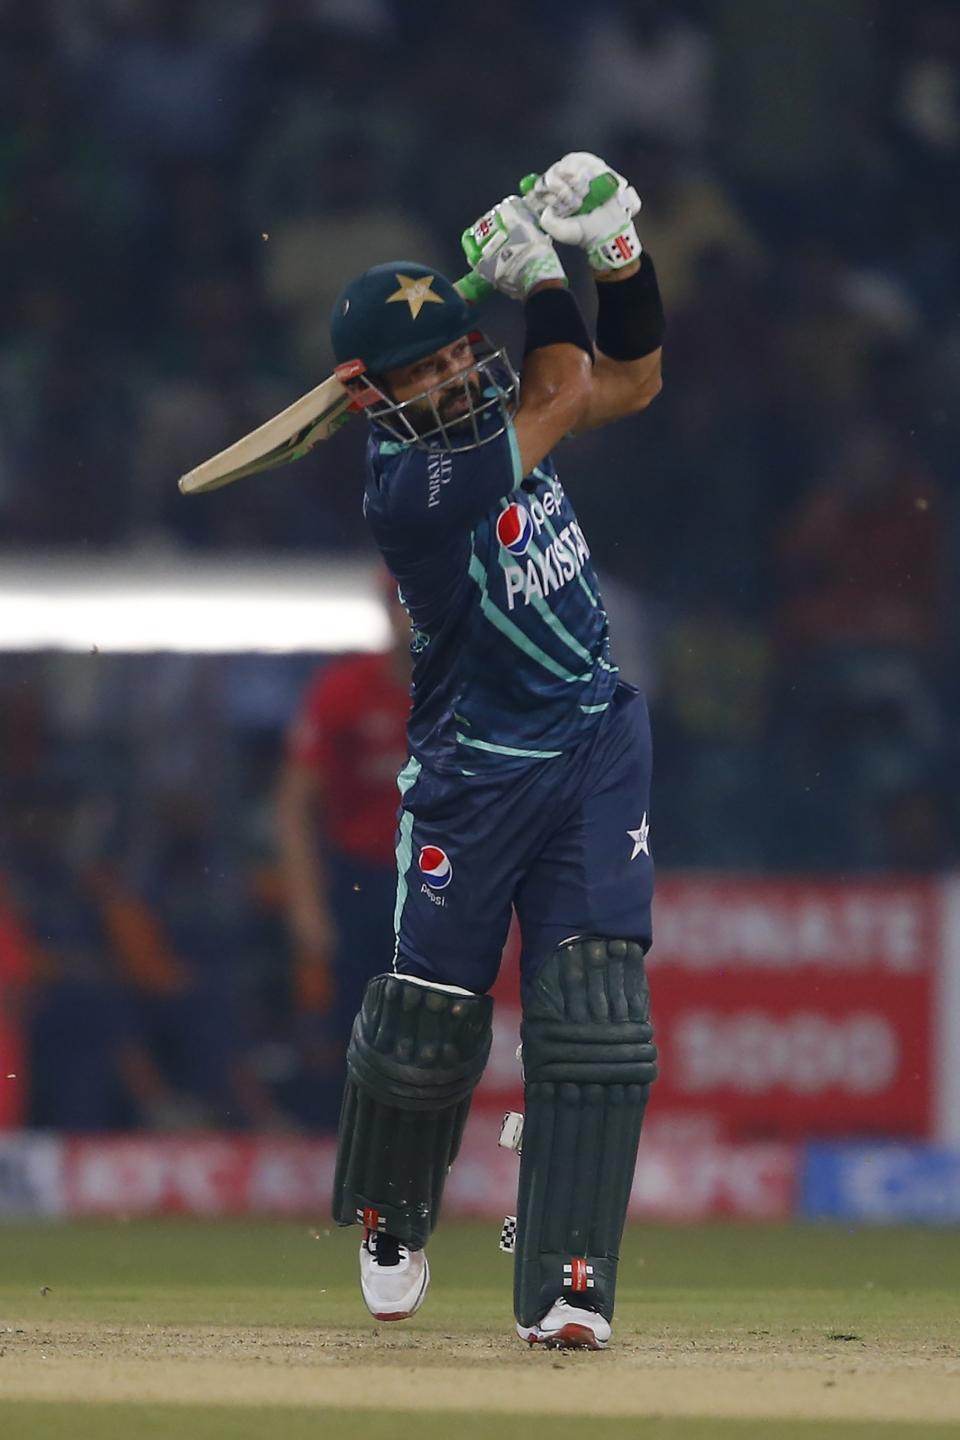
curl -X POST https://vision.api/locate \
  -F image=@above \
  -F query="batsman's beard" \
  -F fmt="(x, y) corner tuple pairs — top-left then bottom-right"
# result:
(401, 371), (485, 439)
(362, 339), (518, 454)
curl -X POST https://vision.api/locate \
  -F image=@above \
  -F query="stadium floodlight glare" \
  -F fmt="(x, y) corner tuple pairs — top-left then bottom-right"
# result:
(0, 556), (390, 653)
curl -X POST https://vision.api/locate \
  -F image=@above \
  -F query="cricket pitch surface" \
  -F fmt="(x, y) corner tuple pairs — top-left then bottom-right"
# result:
(1, 1220), (958, 1440)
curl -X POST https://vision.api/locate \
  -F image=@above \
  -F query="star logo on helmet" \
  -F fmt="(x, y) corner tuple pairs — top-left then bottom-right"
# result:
(386, 273), (445, 320)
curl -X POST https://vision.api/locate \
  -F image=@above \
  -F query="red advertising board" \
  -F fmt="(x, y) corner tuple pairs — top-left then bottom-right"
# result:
(477, 877), (938, 1142)
(649, 875), (936, 1140)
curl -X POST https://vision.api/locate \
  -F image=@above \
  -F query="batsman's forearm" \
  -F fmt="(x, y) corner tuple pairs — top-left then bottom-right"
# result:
(512, 288), (593, 474)
(598, 346), (662, 405)
(564, 254), (665, 433)
(518, 286), (593, 429)
(519, 346), (592, 421)
(573, 347), (662, 434)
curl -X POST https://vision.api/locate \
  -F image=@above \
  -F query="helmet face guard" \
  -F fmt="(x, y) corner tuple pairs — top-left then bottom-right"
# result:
(337, 334), (519, 454)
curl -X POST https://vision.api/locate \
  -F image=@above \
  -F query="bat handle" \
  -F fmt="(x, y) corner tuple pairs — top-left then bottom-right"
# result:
(455, 170), (621, 305)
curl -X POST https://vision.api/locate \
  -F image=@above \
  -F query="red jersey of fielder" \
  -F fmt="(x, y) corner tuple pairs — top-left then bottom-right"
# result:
(286, 652), (411, 869)
(0, 880), (31, 1127)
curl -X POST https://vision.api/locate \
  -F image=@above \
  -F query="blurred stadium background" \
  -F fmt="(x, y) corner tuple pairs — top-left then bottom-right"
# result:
(2, 0), (960, 1235)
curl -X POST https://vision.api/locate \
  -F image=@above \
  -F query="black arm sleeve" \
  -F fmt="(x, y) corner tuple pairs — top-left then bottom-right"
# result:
(523, 286), (593, 361)
(595, 252), (665, 361)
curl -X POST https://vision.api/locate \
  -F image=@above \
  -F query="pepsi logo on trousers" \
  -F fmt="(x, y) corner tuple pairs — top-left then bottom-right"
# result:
(419, 845), (453, 889)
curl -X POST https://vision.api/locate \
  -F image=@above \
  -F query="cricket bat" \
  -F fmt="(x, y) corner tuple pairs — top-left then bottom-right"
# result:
(178, 172), (618, 496)
(177, 368), (361, 495)
(177, 278), (486, 497)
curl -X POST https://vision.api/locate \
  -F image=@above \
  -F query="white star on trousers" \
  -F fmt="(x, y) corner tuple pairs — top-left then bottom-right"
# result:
(627, 814), (650, 861)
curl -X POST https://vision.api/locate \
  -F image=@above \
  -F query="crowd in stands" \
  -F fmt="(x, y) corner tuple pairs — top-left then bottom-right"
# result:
(1, 0), (957, 1128)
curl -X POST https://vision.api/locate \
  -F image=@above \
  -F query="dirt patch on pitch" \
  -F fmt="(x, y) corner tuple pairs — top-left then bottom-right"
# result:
(3, 1322), (959, 1424)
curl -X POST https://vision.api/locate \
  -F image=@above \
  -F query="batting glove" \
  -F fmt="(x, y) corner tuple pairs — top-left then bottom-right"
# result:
(532, 152), (642, 273)
(462, 195), (567, 303)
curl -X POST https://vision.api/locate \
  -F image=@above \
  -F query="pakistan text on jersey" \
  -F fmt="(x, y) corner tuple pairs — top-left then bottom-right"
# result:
(503, 520), (591, 610)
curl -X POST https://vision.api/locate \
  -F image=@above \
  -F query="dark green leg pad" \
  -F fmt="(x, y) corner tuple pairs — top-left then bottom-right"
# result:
(332, 974), (492, 1249)
(514, 938), (657, 1326)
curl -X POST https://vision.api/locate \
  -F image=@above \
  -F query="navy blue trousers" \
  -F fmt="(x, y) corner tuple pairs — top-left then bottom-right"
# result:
(392, 684), (653, 996)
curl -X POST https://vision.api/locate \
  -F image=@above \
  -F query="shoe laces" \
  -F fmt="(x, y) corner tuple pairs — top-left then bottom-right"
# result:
(366, 1230), (408, 1267)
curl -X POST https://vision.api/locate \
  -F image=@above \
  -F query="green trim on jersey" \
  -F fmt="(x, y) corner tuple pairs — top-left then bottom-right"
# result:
(497, 499), (595, 666)
(506, 417), (524, 486)
(467, 550), (590, 684)
(391, 756), (422, 965)
(456, 732), (563, 760)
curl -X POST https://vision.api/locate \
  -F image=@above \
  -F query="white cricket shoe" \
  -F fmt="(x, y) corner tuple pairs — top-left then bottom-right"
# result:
(517, 1298), (611, 1349)
(359, 1231), (429, 1321)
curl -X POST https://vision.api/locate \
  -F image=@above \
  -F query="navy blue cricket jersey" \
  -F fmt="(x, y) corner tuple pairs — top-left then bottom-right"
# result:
(363, 414), (619, 774)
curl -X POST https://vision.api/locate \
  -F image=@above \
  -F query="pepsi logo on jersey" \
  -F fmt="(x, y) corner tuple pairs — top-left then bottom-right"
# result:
(494, 473), (594, 610)
(496, 503), (533, 556)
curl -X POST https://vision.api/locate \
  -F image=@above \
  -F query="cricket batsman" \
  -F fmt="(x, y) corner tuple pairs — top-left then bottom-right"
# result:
(329, 152), (663, 1349)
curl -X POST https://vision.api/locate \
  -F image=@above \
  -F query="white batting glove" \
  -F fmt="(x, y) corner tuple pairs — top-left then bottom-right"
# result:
(461, 195), (567, 302)
(533, 152), (642, 273)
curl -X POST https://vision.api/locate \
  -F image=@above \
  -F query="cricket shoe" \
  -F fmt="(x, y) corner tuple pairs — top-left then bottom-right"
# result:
(517, 1298), (611, 1350)
(359, 1230), (429, 1321)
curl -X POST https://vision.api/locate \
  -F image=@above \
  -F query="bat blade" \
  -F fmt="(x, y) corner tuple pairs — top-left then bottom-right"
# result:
(177, 373), (353, 495)
(178, 272), (483, 496)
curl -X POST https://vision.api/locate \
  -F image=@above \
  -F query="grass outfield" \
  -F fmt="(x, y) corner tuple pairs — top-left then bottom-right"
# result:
(3, 1405), (960, 1440)
(1, 1219), (959, 1437)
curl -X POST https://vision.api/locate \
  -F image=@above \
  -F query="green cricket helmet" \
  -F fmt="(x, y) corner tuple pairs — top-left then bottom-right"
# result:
(330, 261), (518, 453)
(331, 261), (472, 372)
